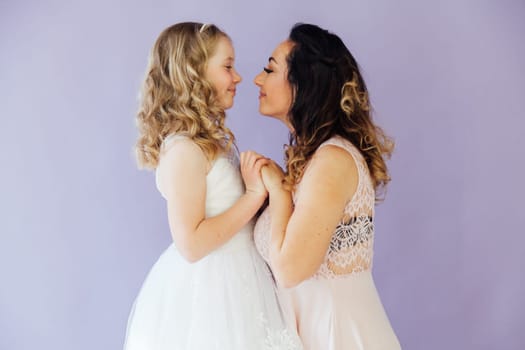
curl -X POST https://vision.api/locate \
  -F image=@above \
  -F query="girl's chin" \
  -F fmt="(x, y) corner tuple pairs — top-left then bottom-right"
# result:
(221, 97), (235, 110)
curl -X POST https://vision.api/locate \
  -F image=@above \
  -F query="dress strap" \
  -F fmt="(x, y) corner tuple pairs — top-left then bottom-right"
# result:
(318, 135), (375, 217)
(318, 136), (366, 176)
(161, 133), (190, 152)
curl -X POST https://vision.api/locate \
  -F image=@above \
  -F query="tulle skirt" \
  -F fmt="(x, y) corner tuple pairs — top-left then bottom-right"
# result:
(124, 233), (302, 350)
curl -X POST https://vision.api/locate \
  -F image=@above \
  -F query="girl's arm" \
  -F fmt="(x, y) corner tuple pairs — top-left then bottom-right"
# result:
(262, 145), (358, 287)
(157, 139), (267, 262)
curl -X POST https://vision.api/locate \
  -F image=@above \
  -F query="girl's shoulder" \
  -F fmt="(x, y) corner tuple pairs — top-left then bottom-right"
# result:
(158, 134), (209, 172)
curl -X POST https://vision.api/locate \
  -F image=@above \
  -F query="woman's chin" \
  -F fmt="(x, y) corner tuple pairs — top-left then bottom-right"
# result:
(258, 106), (272, 117)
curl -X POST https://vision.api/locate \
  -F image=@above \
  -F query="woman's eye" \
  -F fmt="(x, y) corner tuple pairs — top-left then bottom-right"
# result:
(263, 67), (273, 74)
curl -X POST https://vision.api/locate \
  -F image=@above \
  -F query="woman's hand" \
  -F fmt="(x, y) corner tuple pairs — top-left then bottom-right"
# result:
(240, 151), (269, 199)
(261, 161), (285, 194)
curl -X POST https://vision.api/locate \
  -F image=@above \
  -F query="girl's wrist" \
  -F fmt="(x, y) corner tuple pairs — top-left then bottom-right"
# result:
(245, 188), (268, 202)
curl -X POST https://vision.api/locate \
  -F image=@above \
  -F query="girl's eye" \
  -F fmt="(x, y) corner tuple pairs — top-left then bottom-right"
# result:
(225, 65), (233, 70)
(263, 67), (273, 74)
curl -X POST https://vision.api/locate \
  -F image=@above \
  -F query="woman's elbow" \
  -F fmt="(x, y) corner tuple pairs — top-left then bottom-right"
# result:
(272, 261), (313, 288)
(275, 274), (302, 289)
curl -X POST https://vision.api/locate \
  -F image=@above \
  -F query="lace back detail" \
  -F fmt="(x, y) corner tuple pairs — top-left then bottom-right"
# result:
(313, 136), (376, 278)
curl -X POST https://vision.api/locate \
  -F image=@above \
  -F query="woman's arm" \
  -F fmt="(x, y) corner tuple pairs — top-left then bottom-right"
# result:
(263, 145), (358, 287)
(158, 140), (267, 262)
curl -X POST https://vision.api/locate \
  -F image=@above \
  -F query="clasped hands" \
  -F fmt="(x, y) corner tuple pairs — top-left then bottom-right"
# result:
(240, 151), (285, 199)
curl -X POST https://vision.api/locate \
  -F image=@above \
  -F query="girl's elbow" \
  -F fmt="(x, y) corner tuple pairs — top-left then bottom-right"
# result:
(179, 249), (203, 263)
(172, 236), (204, 263)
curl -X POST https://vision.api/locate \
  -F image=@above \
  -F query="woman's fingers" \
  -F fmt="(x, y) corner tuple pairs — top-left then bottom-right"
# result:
(254, 157), (270, 172)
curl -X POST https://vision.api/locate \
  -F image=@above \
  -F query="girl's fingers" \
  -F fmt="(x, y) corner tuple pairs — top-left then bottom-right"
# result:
(242, 151), (266, 170)
(240, 152), (247, 169)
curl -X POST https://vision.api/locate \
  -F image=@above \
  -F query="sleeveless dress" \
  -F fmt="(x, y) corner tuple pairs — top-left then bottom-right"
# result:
(254, 136), (401, 350)
(124, 135), (302, 350)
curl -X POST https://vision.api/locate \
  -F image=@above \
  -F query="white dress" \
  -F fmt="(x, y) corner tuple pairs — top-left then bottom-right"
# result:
(124, 135), (302, 350)
(254, 136), (401, 350)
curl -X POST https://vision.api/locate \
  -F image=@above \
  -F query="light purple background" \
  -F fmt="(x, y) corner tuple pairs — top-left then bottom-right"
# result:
(1, 1), (524, 349)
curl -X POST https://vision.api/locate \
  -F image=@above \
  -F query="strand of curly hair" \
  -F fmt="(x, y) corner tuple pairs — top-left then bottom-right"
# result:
(135, 24), (234, 169)
(283, 72), (394, 201)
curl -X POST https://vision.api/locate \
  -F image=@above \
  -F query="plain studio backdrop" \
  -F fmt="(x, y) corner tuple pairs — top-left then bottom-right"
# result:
(1, 0), (524, 349)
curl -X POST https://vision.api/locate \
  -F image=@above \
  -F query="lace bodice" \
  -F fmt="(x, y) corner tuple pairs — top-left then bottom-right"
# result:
(254, 136), (376, 279)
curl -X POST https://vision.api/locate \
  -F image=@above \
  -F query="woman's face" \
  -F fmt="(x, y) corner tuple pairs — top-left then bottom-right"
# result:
(206, 36), (242, 110)
(254, 40), (294, 128)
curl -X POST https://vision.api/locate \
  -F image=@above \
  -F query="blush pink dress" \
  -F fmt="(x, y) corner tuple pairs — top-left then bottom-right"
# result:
(254, 136), (401, 350)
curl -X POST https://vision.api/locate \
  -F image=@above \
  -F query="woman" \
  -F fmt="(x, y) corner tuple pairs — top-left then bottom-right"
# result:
(250, 23), (401, 349)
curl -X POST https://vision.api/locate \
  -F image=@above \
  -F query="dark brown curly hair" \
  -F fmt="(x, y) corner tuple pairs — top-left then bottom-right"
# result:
(284, 23), (394, 201)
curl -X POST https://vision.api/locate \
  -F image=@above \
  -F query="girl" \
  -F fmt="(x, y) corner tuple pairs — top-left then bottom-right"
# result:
(124, 22), (301, 350)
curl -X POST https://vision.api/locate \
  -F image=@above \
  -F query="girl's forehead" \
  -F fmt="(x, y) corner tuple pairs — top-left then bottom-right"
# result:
(213, 37), (235, 58)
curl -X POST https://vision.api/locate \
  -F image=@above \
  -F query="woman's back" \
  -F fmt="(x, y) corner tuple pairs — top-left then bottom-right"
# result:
(254, 135), (401, 350)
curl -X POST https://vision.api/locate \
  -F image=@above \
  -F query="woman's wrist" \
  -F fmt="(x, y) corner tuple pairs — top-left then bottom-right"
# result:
(268, 183), (289, 196)
(268, 186), (291, 204)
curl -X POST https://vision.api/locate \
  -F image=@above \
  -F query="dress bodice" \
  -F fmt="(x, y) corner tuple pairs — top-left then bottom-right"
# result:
(254, 135), (376, 279)
(157, 135), (253, 243)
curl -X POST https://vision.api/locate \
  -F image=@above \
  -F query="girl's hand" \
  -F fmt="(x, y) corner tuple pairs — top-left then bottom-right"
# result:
(240, 151), (269, 198)
(261, 161), (285, 194)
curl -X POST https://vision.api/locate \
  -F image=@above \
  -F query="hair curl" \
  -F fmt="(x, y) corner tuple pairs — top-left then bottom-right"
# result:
(284, 23), (394, 201)
(135, 22), (234, 169)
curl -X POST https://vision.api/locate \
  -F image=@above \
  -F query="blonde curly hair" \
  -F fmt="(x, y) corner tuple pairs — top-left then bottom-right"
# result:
(135, 22), (235, 169)
(284, 24), (394, 201)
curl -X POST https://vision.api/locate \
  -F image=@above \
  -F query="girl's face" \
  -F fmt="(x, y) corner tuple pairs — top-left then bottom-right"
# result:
(205, 36), (242, 110)
(254, 40), (294, 129)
